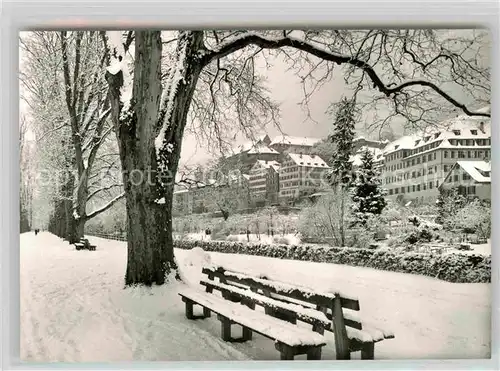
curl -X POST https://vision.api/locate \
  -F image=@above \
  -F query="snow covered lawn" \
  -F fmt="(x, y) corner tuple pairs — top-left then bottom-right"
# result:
(20, 232), (491, 362)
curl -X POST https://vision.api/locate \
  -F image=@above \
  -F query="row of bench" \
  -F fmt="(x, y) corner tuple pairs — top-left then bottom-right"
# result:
(179, 265), (394, 361)
(74, 238), (96, 251)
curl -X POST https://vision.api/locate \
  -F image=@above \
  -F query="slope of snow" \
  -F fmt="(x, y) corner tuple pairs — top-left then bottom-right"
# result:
(21, 232), (491, 362)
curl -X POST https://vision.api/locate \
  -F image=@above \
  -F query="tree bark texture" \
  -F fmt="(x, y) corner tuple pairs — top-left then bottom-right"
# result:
(106, 31), (204, 285)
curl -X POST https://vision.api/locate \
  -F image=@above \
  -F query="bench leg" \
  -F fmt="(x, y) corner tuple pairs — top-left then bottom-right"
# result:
(307, 347), (322, 360)
(185, 300), (195, 320)
(203, 307), (211, 318)
(332, 297), (351, 360)
(275, 342), (295, 360)
(242, 326), (252, 341)
(361, 342), (374, 360)
(220, 316), (232, 341)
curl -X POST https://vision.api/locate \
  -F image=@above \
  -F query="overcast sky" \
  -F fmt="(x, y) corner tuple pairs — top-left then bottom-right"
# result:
(180, 58), (369, 167)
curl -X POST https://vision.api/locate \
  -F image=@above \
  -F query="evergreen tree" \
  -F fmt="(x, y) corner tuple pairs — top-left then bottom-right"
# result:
(436, 186), (467, 226)
(328, 97), (357, 186)
(325, 97), (357, 246)
(351, 148), (387, 225)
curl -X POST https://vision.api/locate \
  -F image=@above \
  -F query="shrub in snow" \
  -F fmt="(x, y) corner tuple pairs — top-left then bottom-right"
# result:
(173, 239), (490, 283)
(272, 234), (301, 245)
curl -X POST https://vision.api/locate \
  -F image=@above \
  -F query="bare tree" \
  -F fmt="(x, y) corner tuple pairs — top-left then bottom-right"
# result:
(19, 115), (34, 232)
(101, 29), (489, 286)
(20, 31), (125, 243)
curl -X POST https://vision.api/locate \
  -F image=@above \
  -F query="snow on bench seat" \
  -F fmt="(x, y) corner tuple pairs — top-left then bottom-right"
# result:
(178, 287), (327, 347)
(200, 278), (331, 328)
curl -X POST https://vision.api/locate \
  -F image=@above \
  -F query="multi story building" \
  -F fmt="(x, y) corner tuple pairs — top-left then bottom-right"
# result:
(223, 134), (280, 173)
(279, 153), (330, 202)
(439, 160), (491, 201)
(381, 111), (491, 204)
(269, 135), (322, 156)
(248, 160), (280, 206)
(352, 136), (387, 152)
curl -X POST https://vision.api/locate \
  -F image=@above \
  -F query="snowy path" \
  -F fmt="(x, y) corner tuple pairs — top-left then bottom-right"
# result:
(20, 232), (249, 362)
(20, 232), (490, 362)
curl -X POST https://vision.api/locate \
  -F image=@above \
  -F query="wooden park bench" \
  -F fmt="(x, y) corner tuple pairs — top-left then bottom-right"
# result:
(178, 265), (394, 360)
(74, 238), (96, 251)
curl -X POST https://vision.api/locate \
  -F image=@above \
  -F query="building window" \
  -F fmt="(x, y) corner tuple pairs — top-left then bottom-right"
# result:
(433, 152), (437, 160)
(413, 185), (416, 192)
(453, 130), (460, 135)
(453, 174), (459, 182)
(412, 159), (415, 166)
(468, 186), (476, 195)
(429, 181), (433, 189)
(401, 187), (405, 194)
(471, 129), (478, 135)
(451, 151), (455, 158)
(417, 184), (421, 192)
(423, 183), (426, 191)
(444, 151), (448, 158)
(417, 157), (421, 164)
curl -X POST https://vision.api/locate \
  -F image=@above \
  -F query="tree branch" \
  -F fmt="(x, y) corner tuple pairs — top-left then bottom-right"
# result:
(87, 183), (123, 202)
(202, 33), (490, 118)
(86, 192), (125, 220)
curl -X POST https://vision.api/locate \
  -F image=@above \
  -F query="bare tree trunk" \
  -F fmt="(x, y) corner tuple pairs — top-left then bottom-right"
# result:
(106, 31), (203, 285)
(339, 184), (345, 247)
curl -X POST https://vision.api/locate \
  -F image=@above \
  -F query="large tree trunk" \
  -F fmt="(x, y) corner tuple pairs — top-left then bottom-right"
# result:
(106, 31), (204, 286)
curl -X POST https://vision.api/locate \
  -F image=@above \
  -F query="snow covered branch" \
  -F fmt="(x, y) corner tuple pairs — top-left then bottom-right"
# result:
(87, 184), (124, 202)
(202, 32), (490, 119)
(86, 192), (125, 220)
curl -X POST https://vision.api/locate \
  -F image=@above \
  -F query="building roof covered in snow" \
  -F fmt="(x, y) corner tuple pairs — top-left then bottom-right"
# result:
(252, 159), (281, 172)
(382, 109), (490, 156)
(229, 134), (272, 155)
(442, 160), (491, 185)
(287, 153), (329, 168)
(350, 146), (384, 166)
(270, 135), (322, 147)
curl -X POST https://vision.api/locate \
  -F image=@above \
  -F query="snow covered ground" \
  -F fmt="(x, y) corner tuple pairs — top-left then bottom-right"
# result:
(20, 232), (491, 362)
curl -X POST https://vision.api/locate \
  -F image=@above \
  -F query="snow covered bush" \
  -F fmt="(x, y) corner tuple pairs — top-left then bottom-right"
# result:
(445, 199), (491, 240)
(272, 234), (301, 245)
(173, 239), (490, 283)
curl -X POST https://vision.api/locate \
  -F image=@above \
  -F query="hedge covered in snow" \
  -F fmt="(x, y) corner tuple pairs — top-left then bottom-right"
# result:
(173, 240), (491, 284)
